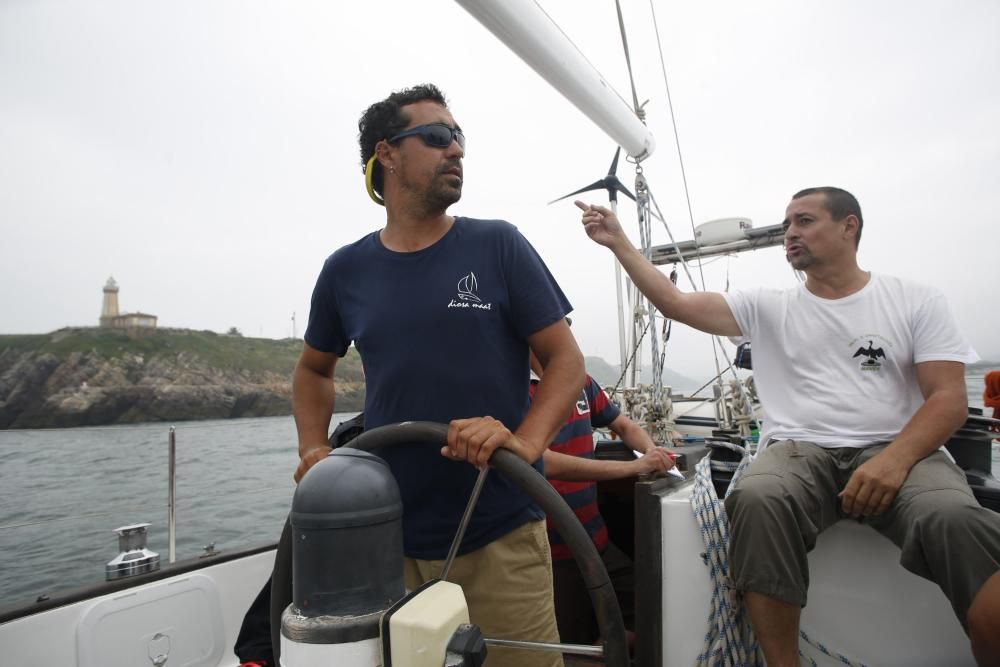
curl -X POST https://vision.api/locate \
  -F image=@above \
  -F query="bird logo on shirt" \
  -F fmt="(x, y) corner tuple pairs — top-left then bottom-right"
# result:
(853, 340), (886, 371)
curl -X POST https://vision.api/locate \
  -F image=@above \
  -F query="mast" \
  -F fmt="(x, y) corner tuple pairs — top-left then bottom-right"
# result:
(612, 205), (628, 378)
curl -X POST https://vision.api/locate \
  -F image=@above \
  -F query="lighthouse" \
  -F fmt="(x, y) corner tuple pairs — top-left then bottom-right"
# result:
(98, 277), (157, 330)
(99, 277), (120, 327)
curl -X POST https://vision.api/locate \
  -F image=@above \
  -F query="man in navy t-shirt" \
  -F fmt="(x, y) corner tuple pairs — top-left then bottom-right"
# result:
(293, 84), (584, 667)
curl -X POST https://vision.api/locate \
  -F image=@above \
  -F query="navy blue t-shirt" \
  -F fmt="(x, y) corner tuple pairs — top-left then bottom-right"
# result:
(305, 217), (572, 559)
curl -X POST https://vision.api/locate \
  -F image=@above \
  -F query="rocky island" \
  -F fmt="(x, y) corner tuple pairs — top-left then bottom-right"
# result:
(0, 328), (365, 429)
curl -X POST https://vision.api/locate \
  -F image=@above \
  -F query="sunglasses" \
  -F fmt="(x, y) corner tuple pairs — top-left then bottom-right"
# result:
(387, 123), (466, 150)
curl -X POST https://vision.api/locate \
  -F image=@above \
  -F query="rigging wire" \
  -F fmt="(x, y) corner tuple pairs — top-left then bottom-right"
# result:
(655, 268), (677, 400)
(611, 316), (651, 396)
(614, 0), (655, 397)
(647, 0), (701, 275)
(643, 0), (728, 398)
(635, 173), (665, 412)
(614, 0), (643, 116)
(609, 0), (751, 423)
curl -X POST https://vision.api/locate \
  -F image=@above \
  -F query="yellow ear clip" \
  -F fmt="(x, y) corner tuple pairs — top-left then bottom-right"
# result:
(365, 154), (385, 206)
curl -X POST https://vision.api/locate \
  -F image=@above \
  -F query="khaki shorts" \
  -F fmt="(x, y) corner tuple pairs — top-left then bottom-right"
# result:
(404, 519), (563, 667)
(724, 440), (1000, 627)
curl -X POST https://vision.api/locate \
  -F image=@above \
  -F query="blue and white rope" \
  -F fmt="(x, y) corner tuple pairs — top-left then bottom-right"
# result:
(799, 629), (869, 667)
(691, 439), (869, 667)
(691, 439), (763, 667)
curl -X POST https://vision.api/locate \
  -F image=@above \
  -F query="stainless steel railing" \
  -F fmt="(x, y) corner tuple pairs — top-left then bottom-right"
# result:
(168, 426), (176, 563)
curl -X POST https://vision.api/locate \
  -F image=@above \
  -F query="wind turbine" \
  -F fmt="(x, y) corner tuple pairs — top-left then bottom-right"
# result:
(548, 147), (636, 207)
(550, 147), (636, 384)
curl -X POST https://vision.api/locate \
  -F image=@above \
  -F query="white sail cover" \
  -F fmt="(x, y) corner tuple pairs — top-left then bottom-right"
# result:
(455, 0), (656, 161)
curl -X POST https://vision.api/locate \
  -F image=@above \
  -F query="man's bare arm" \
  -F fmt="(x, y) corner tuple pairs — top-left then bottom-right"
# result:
(292, 342), (339, 482)
(576, 200), (741, 337)
(839, 360), (968, 517)
(517, 319), (586, 460)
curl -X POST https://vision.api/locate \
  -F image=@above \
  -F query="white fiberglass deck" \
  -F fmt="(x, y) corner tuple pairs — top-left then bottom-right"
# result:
(1, 550), (273, 667)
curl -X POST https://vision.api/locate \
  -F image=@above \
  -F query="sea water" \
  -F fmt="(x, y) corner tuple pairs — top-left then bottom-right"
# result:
(0, 413), (356, 605)
(0, 375), (997, 606)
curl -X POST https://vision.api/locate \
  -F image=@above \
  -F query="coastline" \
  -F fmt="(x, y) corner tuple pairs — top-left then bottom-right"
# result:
(0, 328), (364, 428)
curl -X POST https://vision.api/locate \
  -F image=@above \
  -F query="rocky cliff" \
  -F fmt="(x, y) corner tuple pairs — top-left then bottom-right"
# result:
(0, 328), (365, 429)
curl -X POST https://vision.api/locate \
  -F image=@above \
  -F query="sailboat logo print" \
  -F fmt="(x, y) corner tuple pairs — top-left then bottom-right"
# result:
(457, 272), (482, 302)
(447, 271), (492, 311)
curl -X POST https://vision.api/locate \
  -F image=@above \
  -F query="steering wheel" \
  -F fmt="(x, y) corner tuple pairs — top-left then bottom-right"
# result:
(270, 421), (628, 667)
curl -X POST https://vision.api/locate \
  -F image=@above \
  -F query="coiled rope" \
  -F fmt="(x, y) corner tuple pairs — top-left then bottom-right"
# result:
(691, 439), (762, 666)
(798, 628), (869, 667)
(692, 439), (869, 667)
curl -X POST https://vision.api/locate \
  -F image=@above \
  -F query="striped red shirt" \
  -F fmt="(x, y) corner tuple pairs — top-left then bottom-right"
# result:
(530, 375), (620, 561)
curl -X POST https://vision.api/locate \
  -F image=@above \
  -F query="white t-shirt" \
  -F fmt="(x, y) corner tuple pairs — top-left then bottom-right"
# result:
(723, 273), (978, 448)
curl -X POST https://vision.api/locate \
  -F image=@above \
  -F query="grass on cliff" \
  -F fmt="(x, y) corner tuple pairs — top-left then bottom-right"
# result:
(0, 328), (364, 381)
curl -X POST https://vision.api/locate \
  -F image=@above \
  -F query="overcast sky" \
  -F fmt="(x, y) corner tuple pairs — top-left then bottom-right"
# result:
(1, 0), (998, 382)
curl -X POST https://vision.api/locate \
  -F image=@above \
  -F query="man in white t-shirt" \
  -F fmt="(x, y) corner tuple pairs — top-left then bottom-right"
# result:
(575, 187), (1000, 666)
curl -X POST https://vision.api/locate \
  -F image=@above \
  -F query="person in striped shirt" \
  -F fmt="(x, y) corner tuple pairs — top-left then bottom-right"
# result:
(529, 349), (675, 646)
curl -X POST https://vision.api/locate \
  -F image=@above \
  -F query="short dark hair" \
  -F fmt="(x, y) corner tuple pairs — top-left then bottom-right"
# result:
(358, 83), (449, 197)
(792, 186), (864, 247)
